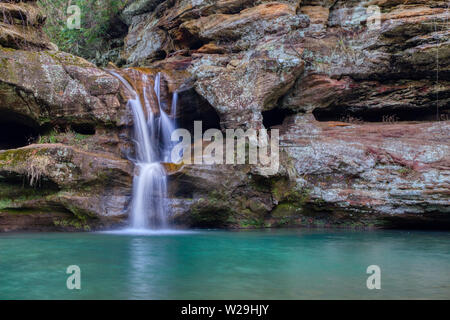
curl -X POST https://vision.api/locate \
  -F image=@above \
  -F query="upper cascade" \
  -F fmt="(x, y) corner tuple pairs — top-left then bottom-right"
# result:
(109, 68), (179, 229)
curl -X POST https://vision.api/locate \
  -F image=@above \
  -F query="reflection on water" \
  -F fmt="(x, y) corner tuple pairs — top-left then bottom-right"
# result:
(128, 237), (155, 299)
(0, 229), (449, 299)
(101, 229), (197, 236)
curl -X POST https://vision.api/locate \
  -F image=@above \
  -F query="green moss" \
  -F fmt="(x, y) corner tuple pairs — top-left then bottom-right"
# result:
(0, 179), (57, 212)
(0, 148), (34, 165)
(190, 205), (231, 227)
(38, 0), (128, 64)
(1, 208), (54, 215)
(397, 167), (413, 176)
(252, 176), (311, 206)
(189, 191), (233, 227)
(38, 129), (59, 144)
(239, 218), (265, 228)
(74, 133), (90, 141)
(313, 198), (327, 207)
(0, 198), (13, 210)
(53, 218), (91, 231)
(271, 202), (303, 220)
(269, 185), (312, 226)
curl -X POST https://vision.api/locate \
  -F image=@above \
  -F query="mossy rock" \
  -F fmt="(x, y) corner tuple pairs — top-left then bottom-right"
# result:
(189, 194), (233, 227)
(190, 205), (232, 227)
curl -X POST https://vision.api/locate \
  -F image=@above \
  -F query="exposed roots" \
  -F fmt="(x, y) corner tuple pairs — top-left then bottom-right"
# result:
(27, 155), (50, 187)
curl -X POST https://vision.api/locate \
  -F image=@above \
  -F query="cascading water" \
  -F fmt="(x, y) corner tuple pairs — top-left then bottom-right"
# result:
(171, 91), (178, 126)
(109, 71), (177, 230)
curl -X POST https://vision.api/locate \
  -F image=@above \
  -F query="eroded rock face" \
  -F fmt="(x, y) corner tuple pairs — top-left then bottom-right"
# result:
(191, 41), (305, 128)
(0, 1), (135, 231)
(0, 48), (129, 128)
(0, 144), (133, 231)
(280, 115), (449, 223)
(0, 0), (55, 50)
(123, 0), (310, 128)
(119, 0), (449, 229)
(281, 1), (450, 119)
(122, 0), (449, 124)
(166, 115), (449, 229)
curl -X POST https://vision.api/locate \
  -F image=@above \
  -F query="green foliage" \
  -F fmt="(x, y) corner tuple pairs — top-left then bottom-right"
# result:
(397, 167), (413, 176)
(38, 128), (59, 144)
(239, 218), (265, 228)
(0, 198), (13, 210)
(53, 218), (91, 231)
(37, 0), (128, 61)
(38, 128), (90, 147)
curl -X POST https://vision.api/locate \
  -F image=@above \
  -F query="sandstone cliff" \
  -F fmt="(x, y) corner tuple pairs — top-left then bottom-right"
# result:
(0, 0), (133, 231)
(0, 0), (448, 231)
(119, 0), (449, 229)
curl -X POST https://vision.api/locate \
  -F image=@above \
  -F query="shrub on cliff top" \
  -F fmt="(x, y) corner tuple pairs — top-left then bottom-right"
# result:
(37, 0), (128, 62)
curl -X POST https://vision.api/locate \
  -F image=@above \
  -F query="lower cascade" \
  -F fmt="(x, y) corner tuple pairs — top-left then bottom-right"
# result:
(110, 71), (177, 230)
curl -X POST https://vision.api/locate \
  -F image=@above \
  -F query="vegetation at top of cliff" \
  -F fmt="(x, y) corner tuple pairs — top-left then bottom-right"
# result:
(37, 0), (128, 63)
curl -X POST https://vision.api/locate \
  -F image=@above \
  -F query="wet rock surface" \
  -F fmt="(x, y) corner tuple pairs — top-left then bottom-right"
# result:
(122, 0), (449, 229)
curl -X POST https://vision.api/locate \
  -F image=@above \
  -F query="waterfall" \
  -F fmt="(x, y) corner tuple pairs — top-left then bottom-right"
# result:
(109, 70), (177, 230)
(171, 91), (178, 124)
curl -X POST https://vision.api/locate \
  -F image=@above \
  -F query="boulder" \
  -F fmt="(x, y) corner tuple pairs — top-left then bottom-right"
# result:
(0, 144), (133, 231)
(0, 48), (129, 127)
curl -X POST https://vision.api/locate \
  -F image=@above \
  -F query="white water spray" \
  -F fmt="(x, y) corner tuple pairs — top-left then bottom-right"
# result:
(110, 71), (177, 229)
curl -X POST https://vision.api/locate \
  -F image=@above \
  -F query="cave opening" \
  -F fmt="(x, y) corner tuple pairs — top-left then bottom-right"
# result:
(382, 214), (450, 231)
(262, 107), (296, 129)
(176, 88), (221, 134)
(174, 28), (206, 51)
(106, 15), (129, 40)
(153, 50), (168, 60)
(313, 105), (447, 123)
(0, 173), (59, 192)
(0, 111), (39, 150)
(71, 123), (96, 135)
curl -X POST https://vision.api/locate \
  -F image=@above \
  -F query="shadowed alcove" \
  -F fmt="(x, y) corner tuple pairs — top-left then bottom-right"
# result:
(262, 106), (296, 128)
(176, 87), (221, 133)
(0, 110), (39, 150)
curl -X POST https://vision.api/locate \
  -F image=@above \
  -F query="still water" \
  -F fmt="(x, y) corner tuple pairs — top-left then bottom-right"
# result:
(0, 229), (449, 299)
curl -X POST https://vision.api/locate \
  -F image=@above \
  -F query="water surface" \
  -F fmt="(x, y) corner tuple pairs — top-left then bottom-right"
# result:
(0, 229), (449, 299)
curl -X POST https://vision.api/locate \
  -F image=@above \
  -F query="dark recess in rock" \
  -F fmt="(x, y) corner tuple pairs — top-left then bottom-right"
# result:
(153, 50), (168, 60)
(71, 123), (96, 135)
(382, 213), (450, 231)
(262, 107), (296, 129)
(106, 16), (129, 40)
(0, 111), (39, 149)
(0, 173), (59, 192)
(177, 88), (221, 133)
